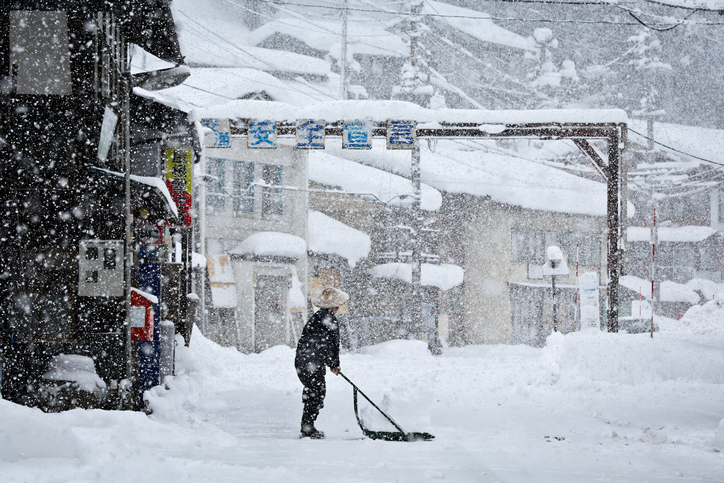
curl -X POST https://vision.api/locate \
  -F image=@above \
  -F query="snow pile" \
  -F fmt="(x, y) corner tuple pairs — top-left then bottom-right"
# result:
(308, 210), (371, 267)
(230, 231), (307, 258)
(42, 355), (106, 393)
(0, 400), (85, 462)
(674, 296), (724, 336)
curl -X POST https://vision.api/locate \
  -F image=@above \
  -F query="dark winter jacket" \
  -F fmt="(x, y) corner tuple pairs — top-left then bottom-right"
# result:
(295, 308), (340, 372)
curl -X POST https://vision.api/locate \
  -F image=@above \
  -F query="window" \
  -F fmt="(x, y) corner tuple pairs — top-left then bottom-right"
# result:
(232, 161), (254, 214)
(206, 158), (226, 212)
(658, 242), (695, 282)
(697, 241), (719, 272)
(9, 11), (72, 95)
(261, 164), (283, 216)
(659, 191), (709, 224)
(8, 252), (75, 340)
(511, 229), (601, 267)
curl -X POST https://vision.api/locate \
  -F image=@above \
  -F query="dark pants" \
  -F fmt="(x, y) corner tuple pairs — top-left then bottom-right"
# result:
(296, 362), (326, 431)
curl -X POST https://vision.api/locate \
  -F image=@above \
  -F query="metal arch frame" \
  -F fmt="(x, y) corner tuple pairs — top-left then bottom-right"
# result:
(232, 120), (628, 332)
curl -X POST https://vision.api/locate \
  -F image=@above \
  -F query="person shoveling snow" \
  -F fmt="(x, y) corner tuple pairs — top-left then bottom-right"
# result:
(294, 287), (349, 439)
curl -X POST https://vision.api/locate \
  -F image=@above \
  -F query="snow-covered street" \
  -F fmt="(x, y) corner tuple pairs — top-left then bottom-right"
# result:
(1, 302), (723, 482)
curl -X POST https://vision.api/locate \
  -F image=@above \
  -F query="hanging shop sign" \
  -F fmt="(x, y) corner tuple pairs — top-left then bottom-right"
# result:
(343, 120), (372, 149)
(201, 118), (230, 147)
(137, 223), (164, 246)
(387, 120), (416, 149)
(248, 120), (277, 148)
(165, 148), (194, 226)
(296, 119), (326, 149)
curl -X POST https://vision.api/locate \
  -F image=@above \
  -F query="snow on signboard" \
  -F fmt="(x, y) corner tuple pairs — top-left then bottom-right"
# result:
(201, 118), (230, 147)
(248, 120), (277, 149)
(343, 120), (372, 149)
(296, 119), (325, 149)
(386, 120), (416, 150)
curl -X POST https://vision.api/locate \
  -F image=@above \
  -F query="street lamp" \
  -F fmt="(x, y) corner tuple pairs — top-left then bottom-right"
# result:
(542, 246), (569, 333)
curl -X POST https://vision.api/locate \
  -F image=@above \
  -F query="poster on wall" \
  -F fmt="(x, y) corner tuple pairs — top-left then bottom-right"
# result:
(165, 148), (193, 226)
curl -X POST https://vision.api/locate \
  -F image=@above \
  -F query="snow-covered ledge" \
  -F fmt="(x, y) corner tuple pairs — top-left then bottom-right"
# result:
(369, 262), (464, 291)
(230, 232), (306, 259)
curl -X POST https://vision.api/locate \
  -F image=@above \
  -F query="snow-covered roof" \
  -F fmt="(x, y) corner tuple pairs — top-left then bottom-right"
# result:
(230, 232), (307, 259)
(629, 119), (724, 167)
(422, 148), (615, 216)
(369, 262), (464, 291)
(309, 151), (442, 211)
(139, 67), (334, 110)
(620, 275), (713, 305)
(628, 226), (717, 243)
(422, 1), (535, 52)
(197, 99), (628, 125)
(308, 211), (371, 267)
(176, 19), (330, 77)
(247, 18), (408, 58)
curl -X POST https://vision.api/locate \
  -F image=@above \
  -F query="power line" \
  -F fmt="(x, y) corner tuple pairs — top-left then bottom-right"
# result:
(628, 127), (724, 168)
(249, 0), (724, 26)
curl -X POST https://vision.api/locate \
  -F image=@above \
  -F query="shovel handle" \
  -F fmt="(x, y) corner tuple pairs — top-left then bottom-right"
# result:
(338, 371), (408, 436)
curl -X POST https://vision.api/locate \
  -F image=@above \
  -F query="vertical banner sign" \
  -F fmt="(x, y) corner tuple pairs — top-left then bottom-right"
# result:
(248, 120), (277, 148)
(201, 118), (230, 147)
(387, 120), (416, 149)
(296, 119), (326, 149)
(165, 148), (193, 226)
(343, 120), (372, 149)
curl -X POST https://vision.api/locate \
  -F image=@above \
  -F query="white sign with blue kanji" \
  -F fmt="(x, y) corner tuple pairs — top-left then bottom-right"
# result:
(201, 118), (230, 148)
(248, 120), (277, 149)
(343, 120), (372, 149)
(296, 119), (325, 149)
(387, 120), (416, 150)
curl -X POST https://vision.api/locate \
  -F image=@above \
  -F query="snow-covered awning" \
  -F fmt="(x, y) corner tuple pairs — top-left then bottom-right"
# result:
(308, 211), (371, 267)
(88, 167), (179, 221)
(369, 263), (464, 291)
(230, 232), (306, 259)
(628, 226), (717, 243)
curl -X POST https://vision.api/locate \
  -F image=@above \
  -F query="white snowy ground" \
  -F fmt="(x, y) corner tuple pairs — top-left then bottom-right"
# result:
(1, 304), (724, 482)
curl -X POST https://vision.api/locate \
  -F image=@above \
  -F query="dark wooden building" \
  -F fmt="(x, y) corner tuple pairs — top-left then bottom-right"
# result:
(0, 1), (196, 410)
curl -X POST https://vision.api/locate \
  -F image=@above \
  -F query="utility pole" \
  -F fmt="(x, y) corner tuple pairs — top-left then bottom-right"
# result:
(410, 144), (422, 340)
(339, 0), (348, 100)
(647, 114), (659, 338)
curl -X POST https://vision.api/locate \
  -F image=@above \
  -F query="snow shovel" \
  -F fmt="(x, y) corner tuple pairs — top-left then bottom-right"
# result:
(338, 372), (434, 442)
